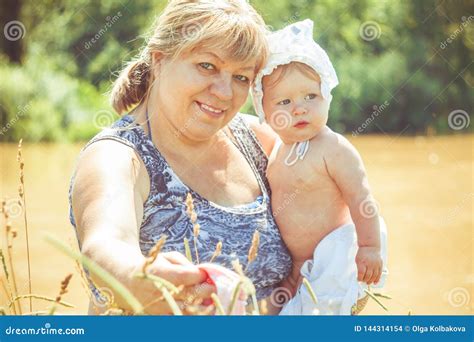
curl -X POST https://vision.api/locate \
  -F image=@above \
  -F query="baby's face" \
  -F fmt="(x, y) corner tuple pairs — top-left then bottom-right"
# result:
(262, 65), (329, 144)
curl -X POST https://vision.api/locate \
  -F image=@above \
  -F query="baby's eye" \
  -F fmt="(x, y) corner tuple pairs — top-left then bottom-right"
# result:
(277, 99), (291, 105)
(305, 93), (317, 100)
(199, 62), (215, 70)
(234, 75), (249, 83)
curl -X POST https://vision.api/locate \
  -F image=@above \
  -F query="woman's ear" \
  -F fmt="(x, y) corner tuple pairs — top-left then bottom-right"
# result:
(151, 51), (164, 78)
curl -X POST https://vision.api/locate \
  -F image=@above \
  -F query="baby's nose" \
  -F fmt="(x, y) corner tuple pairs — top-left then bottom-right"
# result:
(293, 105), (308, 116)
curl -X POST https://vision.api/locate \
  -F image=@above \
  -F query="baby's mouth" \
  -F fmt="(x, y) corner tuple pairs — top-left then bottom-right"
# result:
(293, 120), (310, 128)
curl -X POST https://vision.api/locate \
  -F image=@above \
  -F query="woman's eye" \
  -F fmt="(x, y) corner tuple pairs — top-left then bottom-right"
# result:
(199, 62), (215, 70)
(277, 99), (291, 105)
(305, 93), (317, 100)
(234, 75), (249, 83)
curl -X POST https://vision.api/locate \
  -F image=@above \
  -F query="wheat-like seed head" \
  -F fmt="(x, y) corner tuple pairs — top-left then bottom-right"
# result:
(142, 235), (167, 273)
(231, 259), (244, 277)
(193, 223), (200, 238)
(55, 273), (73, 302)
(247, 230), (260, 265)
(210, 241), (222, 263)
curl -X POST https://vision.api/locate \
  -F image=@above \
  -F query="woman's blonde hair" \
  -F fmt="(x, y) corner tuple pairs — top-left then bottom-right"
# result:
(110, 0), (269, 114)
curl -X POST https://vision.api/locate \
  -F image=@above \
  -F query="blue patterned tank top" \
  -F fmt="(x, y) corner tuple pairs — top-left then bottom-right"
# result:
(69, 113), (292, 301)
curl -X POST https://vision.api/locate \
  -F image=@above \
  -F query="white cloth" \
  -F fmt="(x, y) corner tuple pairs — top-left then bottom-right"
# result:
(251, 19), (339, 123)
(279, 217), (388, 315)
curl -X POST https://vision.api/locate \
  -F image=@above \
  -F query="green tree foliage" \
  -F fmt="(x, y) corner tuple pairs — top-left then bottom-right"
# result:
(1, 0), (472, 142)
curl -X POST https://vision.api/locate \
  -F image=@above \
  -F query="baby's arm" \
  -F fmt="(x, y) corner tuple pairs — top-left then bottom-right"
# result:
(324, 133), (383, 285)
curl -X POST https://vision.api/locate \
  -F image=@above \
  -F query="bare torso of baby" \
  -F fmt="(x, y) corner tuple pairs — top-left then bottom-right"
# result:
(267, 127), (352, 281)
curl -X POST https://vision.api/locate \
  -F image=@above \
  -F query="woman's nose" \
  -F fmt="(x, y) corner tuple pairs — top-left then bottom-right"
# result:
(210, 74), (233, 102)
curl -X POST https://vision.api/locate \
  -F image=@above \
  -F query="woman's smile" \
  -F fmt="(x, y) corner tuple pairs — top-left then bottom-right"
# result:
(195, 101), (227, 118)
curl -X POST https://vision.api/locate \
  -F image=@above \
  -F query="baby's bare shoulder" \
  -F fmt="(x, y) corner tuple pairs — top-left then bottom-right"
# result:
(310, 127), (361, 168)
(309, 127), (351, 154)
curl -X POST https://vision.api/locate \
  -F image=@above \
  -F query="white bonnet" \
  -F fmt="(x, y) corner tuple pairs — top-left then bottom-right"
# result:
(251, 19), (339, 123)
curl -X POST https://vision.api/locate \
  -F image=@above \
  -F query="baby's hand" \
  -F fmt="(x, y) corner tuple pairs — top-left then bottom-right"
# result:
(355, 246), (383, 285)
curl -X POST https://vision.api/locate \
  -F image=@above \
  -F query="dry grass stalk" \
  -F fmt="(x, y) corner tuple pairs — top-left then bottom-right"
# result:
(17, 139), (33, 312)
(48, 273), (73, 315)
(183, 237), (192, 262)
(210, 293), (225, 315)
(302, 277), (318, 304)
(227, 280), (244, 315)
(245, 230), (260, 273)
(231, 259), (244, 277)
(22, 310), (55, 315)
(148, 278), (182, 315)
(46, 234), (144, 314)
(0, 248), (16, 314)
(351, 295), (369, 315)
(2, 203), (21, 314)
(0, 277), (9, 300)
(259, 298), (268, 315)
(103, 308), (126, 316)
(134, 272), (183, 314)
(364, 288), (388, 311)
(56, 274), (73, 302)
(134, 272), (180, 294)
(74, 256), (93, 300)
(185, 193), (200, 264)
(373, 292), (392, 299)
(9, 294), (74, 310)
(209, 241), (222, 263)
(247, 230), (260, 264)
(142, 235), (167, 273)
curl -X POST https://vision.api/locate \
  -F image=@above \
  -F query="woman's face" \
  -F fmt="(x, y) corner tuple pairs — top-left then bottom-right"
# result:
(151, 48), (257, 141)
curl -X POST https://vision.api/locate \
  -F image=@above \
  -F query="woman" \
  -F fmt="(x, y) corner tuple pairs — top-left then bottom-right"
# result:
(69, 0), (292, 315)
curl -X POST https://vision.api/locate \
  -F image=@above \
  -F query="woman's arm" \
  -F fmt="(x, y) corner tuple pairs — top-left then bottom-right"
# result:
(241, 113), (279, 156)
(72, 140), (214, 314)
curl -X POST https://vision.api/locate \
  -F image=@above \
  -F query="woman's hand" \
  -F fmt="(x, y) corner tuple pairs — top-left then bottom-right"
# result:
(135, 251), (217, 315)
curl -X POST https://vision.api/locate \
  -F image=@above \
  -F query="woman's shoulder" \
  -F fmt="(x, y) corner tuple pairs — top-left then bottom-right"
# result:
(231, 113), (278, 156)
(72, 115), (150, 203)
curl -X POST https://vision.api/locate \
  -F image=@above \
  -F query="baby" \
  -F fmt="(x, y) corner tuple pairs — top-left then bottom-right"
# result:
(252, 19), (388, 315)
